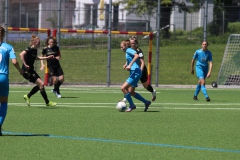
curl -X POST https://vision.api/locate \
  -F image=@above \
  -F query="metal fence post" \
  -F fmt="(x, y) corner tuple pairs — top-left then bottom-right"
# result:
(107, 0), (112, 86)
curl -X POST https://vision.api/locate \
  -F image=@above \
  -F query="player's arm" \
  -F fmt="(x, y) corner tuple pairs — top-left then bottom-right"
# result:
(126, 53), (139, 70)
(19, 50), (29, 69)
(207, 61), (213, 78)
(191, 59), (195, 74)
(139, 58), (145, 71)
(40, 60), (45, 70)
(123, 61), (127, 69)
(55, 48), (61, 60)
(36, 55), (54, 60)
(12, 58), (23, 75)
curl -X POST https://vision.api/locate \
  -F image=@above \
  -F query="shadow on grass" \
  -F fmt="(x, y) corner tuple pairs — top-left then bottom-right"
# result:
(2, 133), (50, 137)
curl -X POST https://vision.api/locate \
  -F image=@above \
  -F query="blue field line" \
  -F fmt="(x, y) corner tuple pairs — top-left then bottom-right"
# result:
(2, 131), (240, 154)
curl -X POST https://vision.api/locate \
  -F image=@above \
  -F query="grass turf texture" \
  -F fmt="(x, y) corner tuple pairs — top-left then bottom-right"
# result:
(1, 86), (240, 159)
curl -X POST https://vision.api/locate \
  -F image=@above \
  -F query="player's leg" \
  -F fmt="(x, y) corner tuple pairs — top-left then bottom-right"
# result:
(141, 69), (156, 101)
(52, 67), (64, 98)
(196, 67), (210, 101)
(201, 67), (210, 101)
(0, 74), (9, 136)
(129, 86), (151, 112)
(23, 70), (40, 106)
(121, 82), (135, 111)
(35, 78), (56, 106)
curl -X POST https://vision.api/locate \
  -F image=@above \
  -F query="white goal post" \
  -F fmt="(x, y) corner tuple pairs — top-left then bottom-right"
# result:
(217, 34), (240, 86)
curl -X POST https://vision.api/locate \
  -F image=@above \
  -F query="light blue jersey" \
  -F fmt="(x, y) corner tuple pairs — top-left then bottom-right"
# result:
(193, 49), (212, 79)
(125, 48), (140, 71)
(0, 42), (16, 75)
(193, 49), (212, 67)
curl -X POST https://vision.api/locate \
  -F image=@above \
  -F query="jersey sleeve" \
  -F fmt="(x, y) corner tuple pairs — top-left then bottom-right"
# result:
(193, 51), (198, 59)
(208, 52), (213, 62)
(137, 48), (144, 58)
(9, 45), (16, 59)
(42, 48), (46, 56)
(57, 46), (61, 55)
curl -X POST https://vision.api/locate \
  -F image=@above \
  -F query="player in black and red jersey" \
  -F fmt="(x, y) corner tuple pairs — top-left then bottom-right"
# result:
(20, 35), (56, 107)
(42, 37), (64, 98)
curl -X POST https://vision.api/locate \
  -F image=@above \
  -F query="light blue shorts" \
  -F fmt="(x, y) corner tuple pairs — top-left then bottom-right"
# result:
(196, 65), (208, 79)
(126, 68), (142, 87)
(0, 74), (9, 96)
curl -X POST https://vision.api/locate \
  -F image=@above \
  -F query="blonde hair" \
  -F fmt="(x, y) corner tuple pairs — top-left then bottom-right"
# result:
(30, 35), (40, 48)
(0, 25), (5, 42)
(129, 36), (139, 45)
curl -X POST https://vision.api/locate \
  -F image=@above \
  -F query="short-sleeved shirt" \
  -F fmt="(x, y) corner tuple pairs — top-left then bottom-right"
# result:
(193, 49), (212, 67)
(42, 45), (61, 67)
(0, 42), (16, 75)
(22, 46), (38, 70)
(126, 48), (140, 71)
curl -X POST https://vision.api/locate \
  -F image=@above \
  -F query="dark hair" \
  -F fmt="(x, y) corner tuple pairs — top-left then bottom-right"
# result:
(202, 40), (209, 45)
(0, 25), (5, 42)
(45, 37), (57, 46)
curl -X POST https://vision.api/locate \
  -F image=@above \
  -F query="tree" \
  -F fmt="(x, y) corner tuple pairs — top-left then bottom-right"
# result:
(118, 0), (172, 38)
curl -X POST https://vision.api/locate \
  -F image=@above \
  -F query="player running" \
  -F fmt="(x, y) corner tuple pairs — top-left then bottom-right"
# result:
(20, 35), (57, 107)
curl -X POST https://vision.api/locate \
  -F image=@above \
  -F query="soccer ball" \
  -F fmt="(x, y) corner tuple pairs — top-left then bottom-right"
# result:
(116, 101), (127, 112)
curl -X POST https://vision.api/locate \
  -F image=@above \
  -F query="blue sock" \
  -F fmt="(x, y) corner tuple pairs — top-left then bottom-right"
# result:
(124, 93), (134, 106)
(134, 93), (147, 104)
(194, 84), (201, 96)
(201, 85), (209, 98)
(0, 102), (8, 125)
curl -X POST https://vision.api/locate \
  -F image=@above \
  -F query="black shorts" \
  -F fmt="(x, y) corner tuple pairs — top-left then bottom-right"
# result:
(140, 68), (148, 83)
(49, 66), (64, 77)
(22, 69), (40, 83)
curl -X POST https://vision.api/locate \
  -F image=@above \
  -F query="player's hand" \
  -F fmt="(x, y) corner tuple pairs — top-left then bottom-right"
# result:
(40, 65), (45, 70)
(47, 55), (54, 59)
(123, 64), (127, 69)
(24, 65), (30, 70)
(55, 56), (60, 60)
(207, 73), (211, 78)
(125, 66), (131, 71)
(191, 70), (194, 74)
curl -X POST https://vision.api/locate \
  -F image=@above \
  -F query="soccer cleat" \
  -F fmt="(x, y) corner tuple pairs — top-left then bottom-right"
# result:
(193, 96), (199, 101)
(23, 95), (30, 106)
(144, 101), (151, 112)
(206, 97), (210, 102)
(125, 105), (136, 112)
(56, 94), (61, 98)
(52, 89), (61, 98)
(46, 101), (57, 107)
(152, 90), (156, 101)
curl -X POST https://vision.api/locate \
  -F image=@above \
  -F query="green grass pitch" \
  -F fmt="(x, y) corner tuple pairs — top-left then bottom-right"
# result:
(1, 86), (240, 159)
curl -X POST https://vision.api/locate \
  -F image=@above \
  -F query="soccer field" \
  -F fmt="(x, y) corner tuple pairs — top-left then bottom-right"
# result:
(1, 86), (240, 160)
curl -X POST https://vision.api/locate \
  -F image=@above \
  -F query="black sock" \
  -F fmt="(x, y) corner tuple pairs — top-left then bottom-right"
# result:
(57, 81), (62, 94)
(147, 85), (154, 93)
(28, 85), (39, 98)
(40, 88), (49, 104)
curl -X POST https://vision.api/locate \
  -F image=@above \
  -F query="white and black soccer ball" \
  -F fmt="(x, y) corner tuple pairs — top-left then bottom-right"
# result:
(116, 101), (127, 112)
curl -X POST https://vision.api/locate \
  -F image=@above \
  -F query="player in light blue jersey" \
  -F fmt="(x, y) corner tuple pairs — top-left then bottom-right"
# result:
(191, 41), (212, 101)
(0, 26), (23, 136)
(120, 40), (151, 112)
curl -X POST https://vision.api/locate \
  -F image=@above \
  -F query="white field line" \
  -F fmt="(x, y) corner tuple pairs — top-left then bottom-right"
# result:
(8, 103), (240, 110)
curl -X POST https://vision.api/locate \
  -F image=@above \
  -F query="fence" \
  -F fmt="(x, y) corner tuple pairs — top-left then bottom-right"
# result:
(2, 0), (240, 85)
